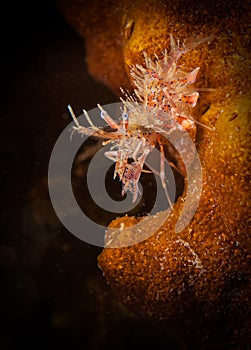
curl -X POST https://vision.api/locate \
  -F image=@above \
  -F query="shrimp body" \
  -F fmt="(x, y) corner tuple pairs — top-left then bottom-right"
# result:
(129, 34), (213, 133)
(69, 34), (214, 206)
(105, 124), (157, 202)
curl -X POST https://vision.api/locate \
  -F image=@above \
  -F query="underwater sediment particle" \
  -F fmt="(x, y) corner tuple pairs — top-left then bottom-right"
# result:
(59, 0), (250, 347)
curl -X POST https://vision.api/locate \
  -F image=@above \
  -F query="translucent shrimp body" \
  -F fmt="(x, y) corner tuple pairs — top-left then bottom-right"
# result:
(69, 34), (213, 206)
(129, 34), (214, 132)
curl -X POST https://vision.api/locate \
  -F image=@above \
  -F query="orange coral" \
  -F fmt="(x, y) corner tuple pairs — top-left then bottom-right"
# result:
(59, 0), (250, 347)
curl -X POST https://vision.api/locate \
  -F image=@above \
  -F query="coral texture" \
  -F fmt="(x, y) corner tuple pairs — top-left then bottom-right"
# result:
(59, 0), (250, 347)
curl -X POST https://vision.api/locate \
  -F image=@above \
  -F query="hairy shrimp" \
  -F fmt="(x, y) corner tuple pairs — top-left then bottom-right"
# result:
(68, 34), (214, 207)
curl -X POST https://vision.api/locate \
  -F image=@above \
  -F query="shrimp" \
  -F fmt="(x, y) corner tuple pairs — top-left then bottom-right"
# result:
(69, 34), (214, 207)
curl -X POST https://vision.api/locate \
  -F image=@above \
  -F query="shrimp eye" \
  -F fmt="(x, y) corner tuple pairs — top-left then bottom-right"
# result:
(122, 112), (129, 120)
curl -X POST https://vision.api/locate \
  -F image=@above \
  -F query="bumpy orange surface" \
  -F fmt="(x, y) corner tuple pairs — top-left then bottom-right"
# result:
(59, 0), (250, 347)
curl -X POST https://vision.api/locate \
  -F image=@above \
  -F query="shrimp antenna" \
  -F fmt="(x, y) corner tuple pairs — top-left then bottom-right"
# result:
(185, 115), (215, 131)
(68, 104), (79, 127)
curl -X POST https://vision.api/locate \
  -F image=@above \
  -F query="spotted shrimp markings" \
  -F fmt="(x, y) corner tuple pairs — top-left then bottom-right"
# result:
(69, 34), (214, 205)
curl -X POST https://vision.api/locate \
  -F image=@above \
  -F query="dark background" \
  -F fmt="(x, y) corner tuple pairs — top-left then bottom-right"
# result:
(1, 1), (185, 349)
(1, 1), (247, 349)
(0, 1), (129, 349)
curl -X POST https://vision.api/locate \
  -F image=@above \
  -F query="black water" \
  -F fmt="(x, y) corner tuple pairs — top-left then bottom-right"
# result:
(1, 1), (244, 349)
(1, 1), (182, 349)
